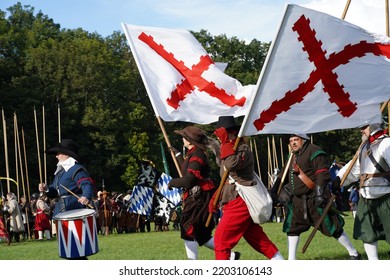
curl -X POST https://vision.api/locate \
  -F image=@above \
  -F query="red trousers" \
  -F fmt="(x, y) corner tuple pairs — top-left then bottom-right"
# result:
(214, 196), (279, 259)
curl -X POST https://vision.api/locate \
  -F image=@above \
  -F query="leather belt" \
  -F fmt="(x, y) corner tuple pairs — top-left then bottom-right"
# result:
(294, 163), (316, 189)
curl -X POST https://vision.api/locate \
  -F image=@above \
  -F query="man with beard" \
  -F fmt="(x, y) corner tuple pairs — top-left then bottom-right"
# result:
(272, 134), (360, 260)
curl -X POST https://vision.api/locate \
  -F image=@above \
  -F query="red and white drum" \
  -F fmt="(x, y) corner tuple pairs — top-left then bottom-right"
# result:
(53, 208), (99, 259)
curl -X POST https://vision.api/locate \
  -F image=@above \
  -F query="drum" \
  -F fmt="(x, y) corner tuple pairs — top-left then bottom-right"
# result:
(53, 208), (99, 259)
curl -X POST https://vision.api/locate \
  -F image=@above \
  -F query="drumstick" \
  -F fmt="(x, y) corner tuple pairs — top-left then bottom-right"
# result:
(60, 184), (94, 209)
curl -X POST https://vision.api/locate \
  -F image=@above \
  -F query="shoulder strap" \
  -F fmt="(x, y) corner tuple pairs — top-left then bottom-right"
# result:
(365, 140), (389, 173)
(71, 165), (88, 181)
(362, 139), (390, 183)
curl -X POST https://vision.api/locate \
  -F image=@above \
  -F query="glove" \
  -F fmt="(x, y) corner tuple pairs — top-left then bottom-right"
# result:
(314, 185), (326, 208)
(214, 127), (229, 144)
(331, 176), (341, 195)
(220, 142), (235, 159)
(208, 191), (219, 213)
(168, 146), (181, 157)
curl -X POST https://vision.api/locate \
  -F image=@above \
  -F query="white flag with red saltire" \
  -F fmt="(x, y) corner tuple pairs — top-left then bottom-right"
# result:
(121, 23), (255, 124)
(240, 4), (390, 136)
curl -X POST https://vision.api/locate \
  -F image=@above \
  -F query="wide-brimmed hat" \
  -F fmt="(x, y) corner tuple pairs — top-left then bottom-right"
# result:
(45, 139), (81, 162)
(175, 126), (208, 151)
(214, 116), (240, 130)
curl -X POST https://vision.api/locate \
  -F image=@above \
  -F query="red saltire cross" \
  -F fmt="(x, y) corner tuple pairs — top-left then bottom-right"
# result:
(138, 32), (246, 109)
(253, 15), (390, 131)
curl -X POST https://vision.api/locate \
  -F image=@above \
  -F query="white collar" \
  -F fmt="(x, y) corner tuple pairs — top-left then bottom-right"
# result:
(55, 157), (77, 174)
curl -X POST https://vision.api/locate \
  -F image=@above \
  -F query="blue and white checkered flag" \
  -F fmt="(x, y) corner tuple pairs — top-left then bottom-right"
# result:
(157, 172), (182, 206)
(128, 185), (154, 216)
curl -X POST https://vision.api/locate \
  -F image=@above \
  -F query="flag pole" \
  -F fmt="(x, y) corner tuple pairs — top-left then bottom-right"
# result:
(156, 116), (182, 177)
(341, 0), (351, 20)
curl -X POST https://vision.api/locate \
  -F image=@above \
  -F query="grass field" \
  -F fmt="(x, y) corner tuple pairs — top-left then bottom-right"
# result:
(1, 215), (389, 260)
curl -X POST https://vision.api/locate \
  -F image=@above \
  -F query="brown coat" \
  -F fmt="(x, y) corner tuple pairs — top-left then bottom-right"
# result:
(219, 141), (255, 206)
(6, 197), (25, 233)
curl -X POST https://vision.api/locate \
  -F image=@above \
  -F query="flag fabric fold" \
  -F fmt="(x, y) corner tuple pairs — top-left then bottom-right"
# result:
(157, 172), (182, 206)
(240, 4), (390, 136)
(122, 23), (255, 124)
(127, 185), (154, 216)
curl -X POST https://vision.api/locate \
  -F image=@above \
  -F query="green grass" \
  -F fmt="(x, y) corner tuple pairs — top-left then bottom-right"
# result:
(1, 215), (389, 260)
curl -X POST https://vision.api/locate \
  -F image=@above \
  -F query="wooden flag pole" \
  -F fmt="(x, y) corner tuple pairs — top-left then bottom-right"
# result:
(156, 116), (182, 177)
(341, 0), (351, 20)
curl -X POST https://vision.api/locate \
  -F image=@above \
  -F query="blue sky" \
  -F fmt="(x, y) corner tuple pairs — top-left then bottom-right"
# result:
(0, 0), (387, 42)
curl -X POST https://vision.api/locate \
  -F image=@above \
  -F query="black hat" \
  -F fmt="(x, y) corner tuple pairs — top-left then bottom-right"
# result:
(175, 126), (208, 151)
(46, 139), (81, 162)
(214, 116), (240, 130)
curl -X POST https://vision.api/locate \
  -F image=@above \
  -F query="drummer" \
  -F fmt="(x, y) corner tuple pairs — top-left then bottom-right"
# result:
(38, 139), (96, 218)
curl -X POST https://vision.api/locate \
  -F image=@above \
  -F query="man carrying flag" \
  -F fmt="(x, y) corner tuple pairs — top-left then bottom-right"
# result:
(168, 125), (240, 260)
(211, 116), (284, 260)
